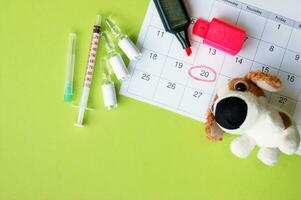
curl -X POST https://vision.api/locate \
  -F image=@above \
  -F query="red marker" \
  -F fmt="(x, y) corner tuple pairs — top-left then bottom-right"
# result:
(192, 18), (246, 55)
(185, 47), (192, 56)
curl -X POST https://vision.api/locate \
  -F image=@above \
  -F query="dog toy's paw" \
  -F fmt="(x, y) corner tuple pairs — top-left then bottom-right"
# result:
(279, 127), (300, 155)
(230, 136), (254, 158)
(279, 139), (299, 155)
(257, 147), (280, 166)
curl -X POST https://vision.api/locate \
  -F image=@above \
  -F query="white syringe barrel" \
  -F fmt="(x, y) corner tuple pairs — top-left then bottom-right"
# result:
(83, 31), (100, 87)
(76, 86), (90, 126)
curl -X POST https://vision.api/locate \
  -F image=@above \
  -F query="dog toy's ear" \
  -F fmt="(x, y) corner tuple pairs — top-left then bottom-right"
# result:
(245, 71), (282, 92)
(205, 108), (224, 141)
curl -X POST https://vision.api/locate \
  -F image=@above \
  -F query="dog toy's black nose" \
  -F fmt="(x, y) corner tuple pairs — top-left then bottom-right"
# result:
(215, 97), (248, 130)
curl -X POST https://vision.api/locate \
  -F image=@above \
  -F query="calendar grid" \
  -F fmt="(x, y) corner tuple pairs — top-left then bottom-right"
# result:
(150, 37), (175, 101)
(278, 27), (295, 72)
(120, 0), (301, 129)
(126, 69), (207, 120)
(176, 33), (204, 110)
(209, 53), (227, 103)
(148, 23), (301, 57)
(251, 17), (268, 61)
(146, 21), (301, 73)
(126, 86), (205, 120)
(207, 0), (216, 21)
(234, 3), (243, 25)
(136, 44), (301, 83)
(134, 43), (301, 107)
(125, 6), (156, 94)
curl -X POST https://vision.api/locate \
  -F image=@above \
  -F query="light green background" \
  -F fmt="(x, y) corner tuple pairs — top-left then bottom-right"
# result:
(0, 0), (301, 200)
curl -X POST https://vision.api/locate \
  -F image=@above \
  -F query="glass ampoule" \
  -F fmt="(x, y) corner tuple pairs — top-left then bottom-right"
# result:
(101, 31), (129, 81)
(101, 59), (117, 110)
(105, 16), (142, 61)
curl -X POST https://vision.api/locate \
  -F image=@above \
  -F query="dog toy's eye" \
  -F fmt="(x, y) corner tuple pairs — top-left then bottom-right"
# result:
(235, 82), (248, 91)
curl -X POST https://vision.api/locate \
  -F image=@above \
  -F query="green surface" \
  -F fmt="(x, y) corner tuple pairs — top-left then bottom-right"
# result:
(0, 0), (301, 199)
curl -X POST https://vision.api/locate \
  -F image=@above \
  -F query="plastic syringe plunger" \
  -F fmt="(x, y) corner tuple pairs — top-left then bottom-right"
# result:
(75, 86), (90, 127)
(105, 17), (142, 61)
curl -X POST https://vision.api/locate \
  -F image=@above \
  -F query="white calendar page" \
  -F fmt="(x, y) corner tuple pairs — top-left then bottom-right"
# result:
(120, 0), (301, 152)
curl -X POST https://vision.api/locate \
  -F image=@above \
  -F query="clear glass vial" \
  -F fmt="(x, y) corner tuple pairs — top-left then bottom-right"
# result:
(101, 31), (130, 81)
(105, 16), (142, 61)
(101, 59), (118, 110)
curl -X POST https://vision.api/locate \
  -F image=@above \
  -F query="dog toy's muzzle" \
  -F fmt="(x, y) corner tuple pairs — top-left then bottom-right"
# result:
(215, 96), (248, 130)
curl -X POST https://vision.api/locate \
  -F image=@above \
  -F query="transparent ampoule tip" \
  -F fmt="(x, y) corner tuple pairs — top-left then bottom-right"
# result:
(105, 16), (122, 37)
(95, 15), (102, 26)
(101, 31), (115, 53)
(100, 57), (113, 75)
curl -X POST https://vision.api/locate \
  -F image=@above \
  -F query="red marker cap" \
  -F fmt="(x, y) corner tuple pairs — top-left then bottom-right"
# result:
(192, 18), (246, 55)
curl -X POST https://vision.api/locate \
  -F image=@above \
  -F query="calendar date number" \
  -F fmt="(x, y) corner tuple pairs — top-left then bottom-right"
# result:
(188, 66), (217, 82)
(141, 73), (150, 81)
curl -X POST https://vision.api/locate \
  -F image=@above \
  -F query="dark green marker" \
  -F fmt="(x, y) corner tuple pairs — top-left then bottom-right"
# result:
(153, 0), (192, 56)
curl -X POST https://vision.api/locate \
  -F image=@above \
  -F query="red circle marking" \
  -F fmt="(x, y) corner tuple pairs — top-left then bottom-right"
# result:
(188, 65), (217, 82)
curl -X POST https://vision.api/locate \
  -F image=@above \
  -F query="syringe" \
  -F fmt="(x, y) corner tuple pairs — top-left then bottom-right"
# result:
(75, 15), (102, 127)
(64, 33), (77, 102)
(105, 17), (142, 61)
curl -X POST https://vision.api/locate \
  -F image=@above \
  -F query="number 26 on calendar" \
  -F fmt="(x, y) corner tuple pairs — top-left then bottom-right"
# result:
(167, 82), (176, 90)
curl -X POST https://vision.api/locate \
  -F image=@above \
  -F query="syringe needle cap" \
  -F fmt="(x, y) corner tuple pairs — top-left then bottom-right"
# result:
(69, 33), (77, 54)
(64, 32), (77, 102)
(70, 32), (76, 39)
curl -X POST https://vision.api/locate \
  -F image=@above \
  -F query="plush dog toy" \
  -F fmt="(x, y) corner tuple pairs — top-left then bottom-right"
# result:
(205, 71), (300, 166)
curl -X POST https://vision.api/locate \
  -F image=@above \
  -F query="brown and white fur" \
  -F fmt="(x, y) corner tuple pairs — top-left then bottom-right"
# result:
(205, 71), (300, 166)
